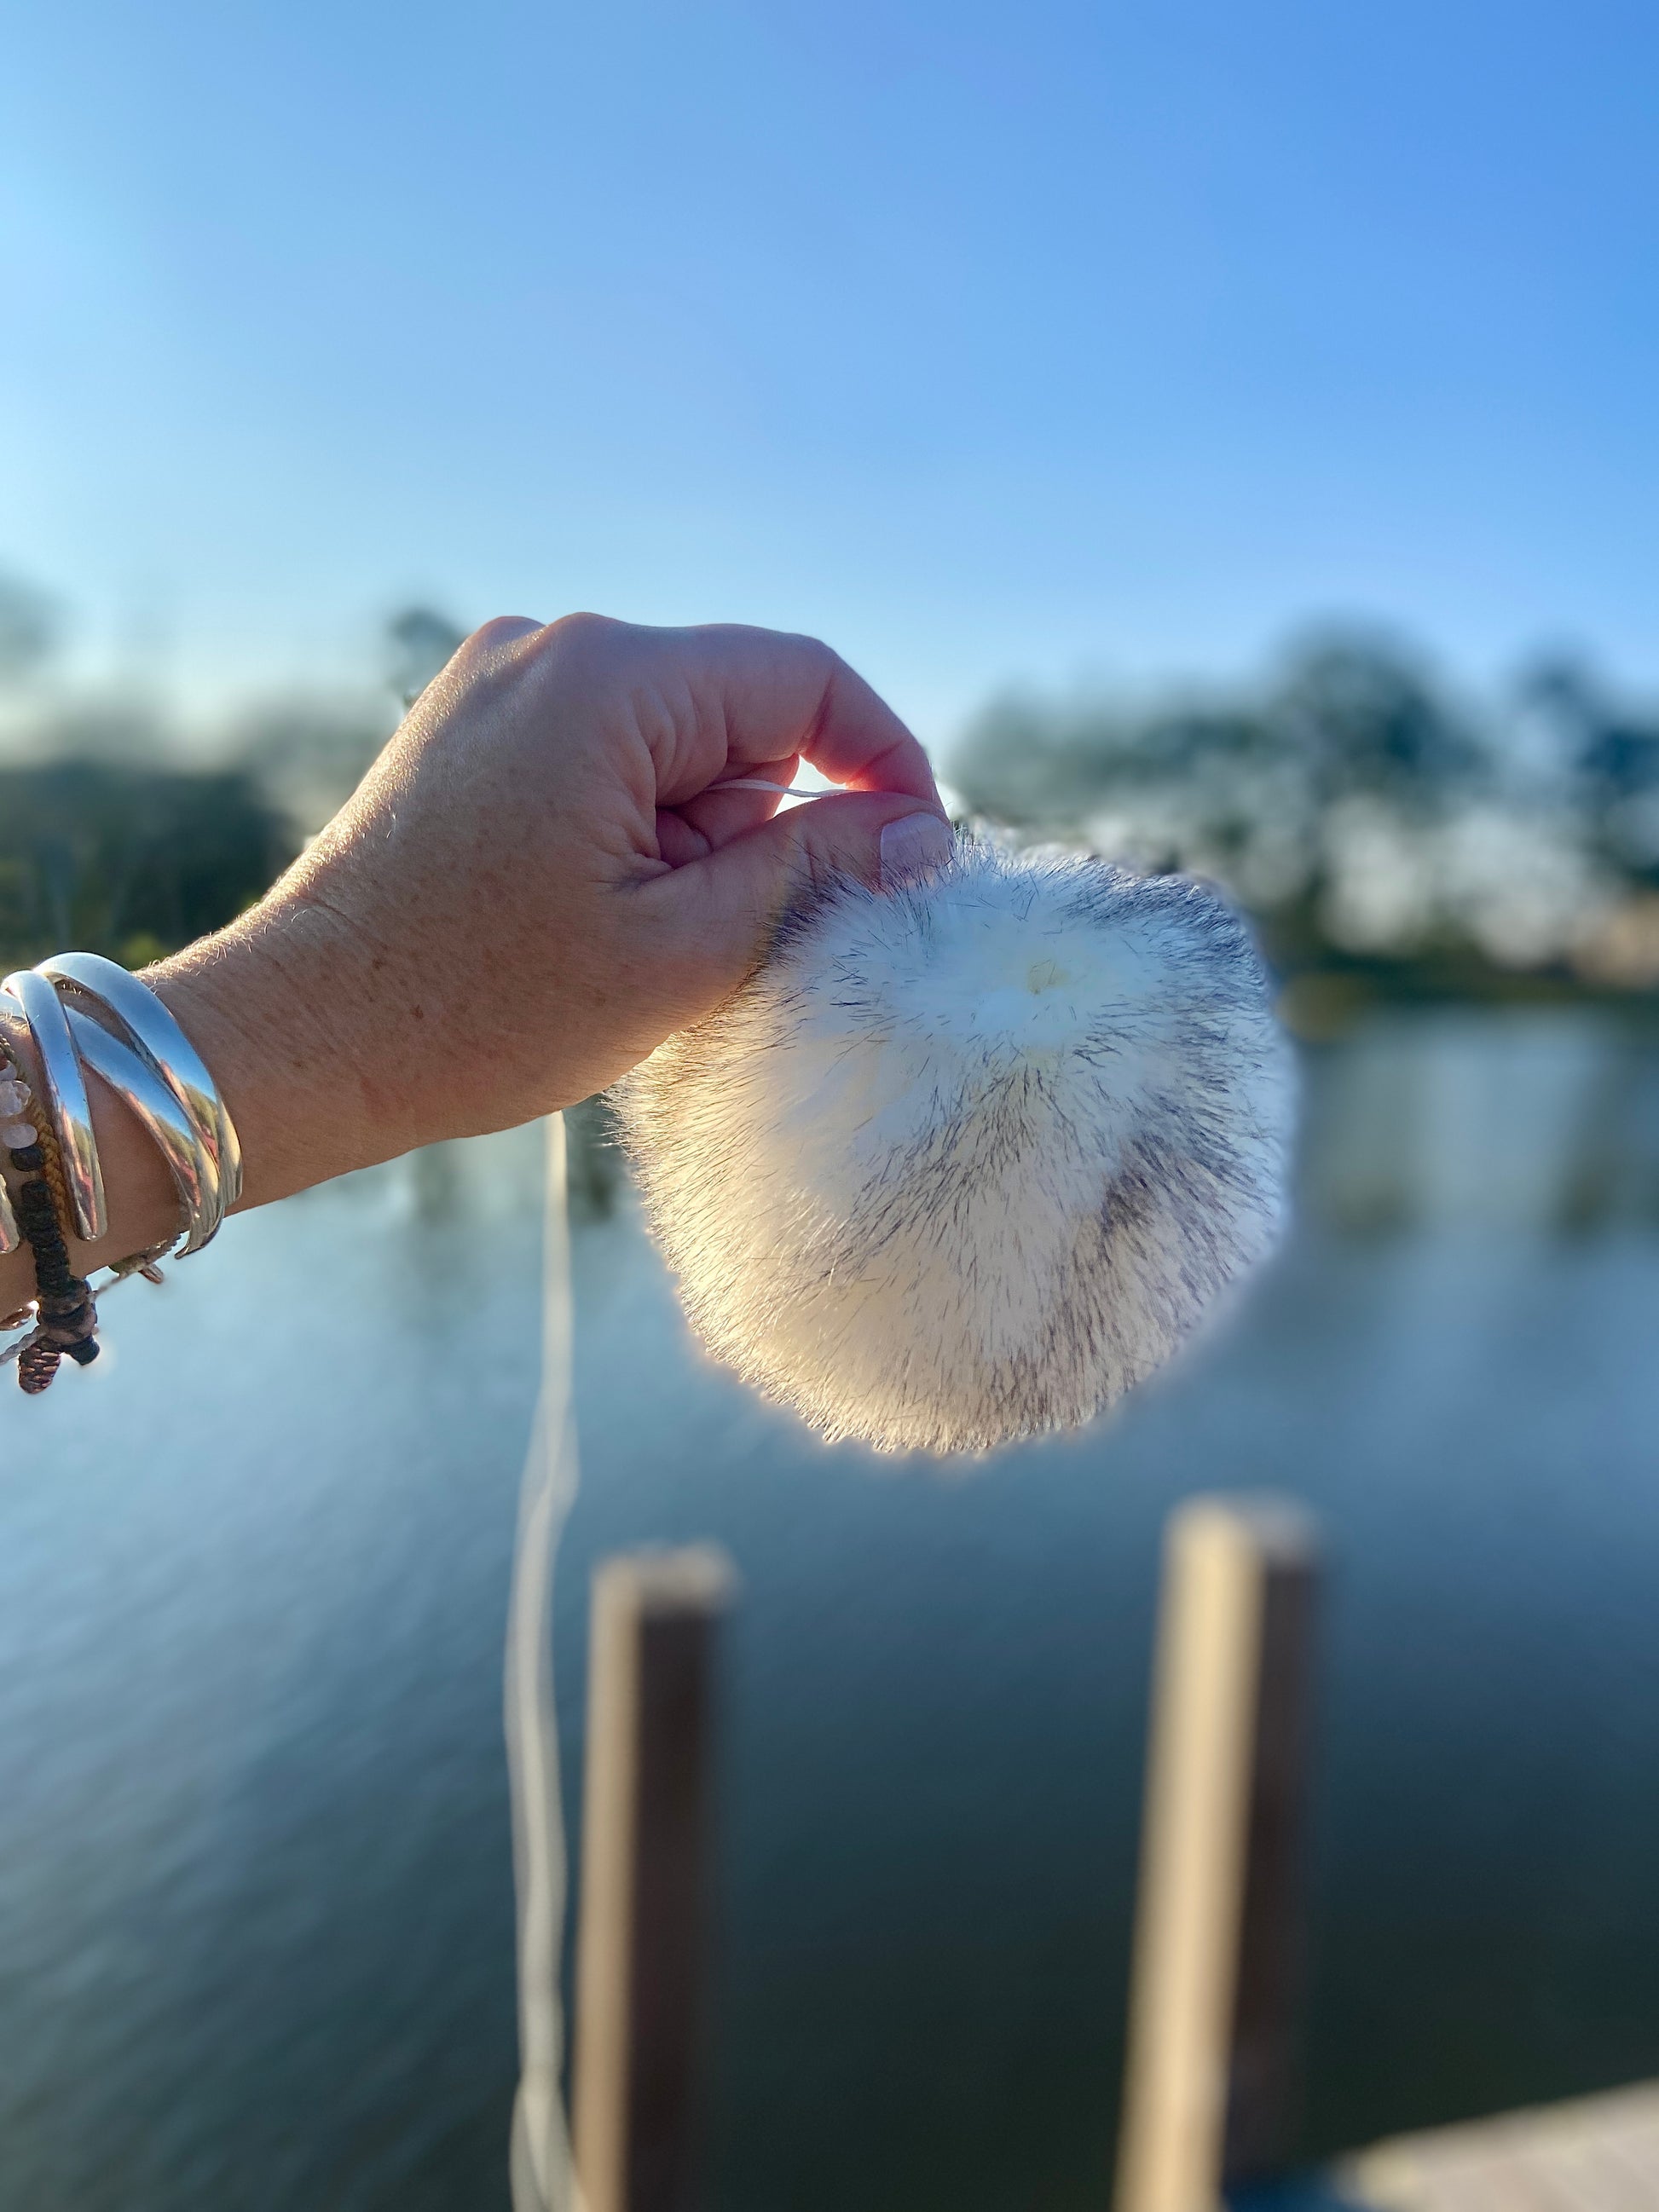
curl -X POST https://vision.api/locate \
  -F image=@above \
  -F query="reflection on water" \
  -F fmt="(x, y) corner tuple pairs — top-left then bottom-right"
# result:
(3, 1014), (1659, 2212)
(1303, 1008), (1659, 1231)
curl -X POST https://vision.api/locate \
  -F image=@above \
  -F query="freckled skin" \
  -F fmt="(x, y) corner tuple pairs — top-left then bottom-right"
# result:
(0, 616), (946, 1312)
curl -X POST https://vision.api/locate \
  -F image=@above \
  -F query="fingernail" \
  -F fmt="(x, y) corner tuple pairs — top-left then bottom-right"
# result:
(879, 812), (953, 890)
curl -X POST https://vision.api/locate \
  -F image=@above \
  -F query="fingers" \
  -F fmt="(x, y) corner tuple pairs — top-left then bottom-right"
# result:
(640, 788), (956, 985)
(650, 624), (944, 811)
(626, 624), (951, 986)
(655, 791), (776, 864)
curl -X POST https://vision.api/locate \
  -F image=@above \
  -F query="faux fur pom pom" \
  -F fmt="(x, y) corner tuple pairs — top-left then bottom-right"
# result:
(616, 837), (1294, 1456)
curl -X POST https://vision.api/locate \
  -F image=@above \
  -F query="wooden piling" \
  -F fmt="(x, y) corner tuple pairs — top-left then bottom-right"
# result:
(1113, 1496), (1320, 2212)
(574, 1546), (735, 2212)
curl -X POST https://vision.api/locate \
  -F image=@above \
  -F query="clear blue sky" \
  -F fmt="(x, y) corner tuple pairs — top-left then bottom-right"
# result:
(3, 0), (1656, 741)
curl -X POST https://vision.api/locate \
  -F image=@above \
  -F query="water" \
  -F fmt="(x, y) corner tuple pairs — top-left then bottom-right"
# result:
(4, 1013), (1659, 2211)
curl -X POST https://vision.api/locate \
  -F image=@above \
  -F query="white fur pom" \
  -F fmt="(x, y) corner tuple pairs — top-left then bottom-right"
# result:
(616, 837), (1294, 1456)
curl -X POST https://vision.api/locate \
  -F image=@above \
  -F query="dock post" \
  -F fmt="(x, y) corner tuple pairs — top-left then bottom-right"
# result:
(1113, 1497), (1319, 2212)
(574, 1547), (735, 2212)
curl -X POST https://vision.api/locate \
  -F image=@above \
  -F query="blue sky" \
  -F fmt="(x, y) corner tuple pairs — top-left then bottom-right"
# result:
(3, 0), (1656, 742)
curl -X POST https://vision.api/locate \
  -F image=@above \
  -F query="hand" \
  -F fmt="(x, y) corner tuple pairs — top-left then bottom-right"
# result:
(3, 615), (951, 1298)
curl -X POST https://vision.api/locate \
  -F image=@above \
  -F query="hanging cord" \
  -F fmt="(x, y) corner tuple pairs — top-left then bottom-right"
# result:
(506, 1114), (585, 2212)
(711, 777), (824, 799)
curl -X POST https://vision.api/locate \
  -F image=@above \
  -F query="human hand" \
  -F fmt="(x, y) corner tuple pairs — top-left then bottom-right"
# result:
(47, 616), (949, 1279)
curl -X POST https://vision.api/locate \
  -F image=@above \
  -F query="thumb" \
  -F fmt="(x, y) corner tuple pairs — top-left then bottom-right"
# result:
(646, 792), (956, 980)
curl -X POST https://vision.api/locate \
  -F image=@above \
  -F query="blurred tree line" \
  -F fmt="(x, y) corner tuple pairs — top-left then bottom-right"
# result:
(0, 571), (464, 971)
(0, 760), (292, 973)
(951, 629), (1659, 1019)
(4, 563), (1658, 1015)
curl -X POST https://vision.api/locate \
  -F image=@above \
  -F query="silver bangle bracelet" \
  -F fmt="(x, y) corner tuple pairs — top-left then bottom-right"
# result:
(2, 969), (107, 1243)
(64, 1009), (222, 1256)
(0, 954), (239, 1265)
(0, 956), (238, 1395)
(41, 951), (244, 1213)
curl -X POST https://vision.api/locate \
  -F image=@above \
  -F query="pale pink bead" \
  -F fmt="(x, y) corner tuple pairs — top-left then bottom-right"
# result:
(2, 1121), (36, 1150)
(0, 1077), (32, 1118)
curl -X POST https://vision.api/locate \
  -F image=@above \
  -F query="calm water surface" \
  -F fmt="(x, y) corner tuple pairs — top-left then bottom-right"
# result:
(4, 1014), (1659, 2211)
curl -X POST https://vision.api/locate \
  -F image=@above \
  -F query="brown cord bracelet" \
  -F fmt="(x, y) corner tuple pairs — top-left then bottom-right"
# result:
(9, 1107), (101, 1394)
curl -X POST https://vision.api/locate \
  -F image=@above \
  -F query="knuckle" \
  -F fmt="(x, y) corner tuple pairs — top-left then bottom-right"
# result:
(544, 609), (621, 655)
(449, 612), (629, 707)
(533, 610), (630, 685)
(465, 614), (542, 655)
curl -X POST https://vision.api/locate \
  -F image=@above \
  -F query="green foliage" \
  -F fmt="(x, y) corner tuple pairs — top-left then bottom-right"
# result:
(8, 578), (1656, 1011)
(0, 594), (465, 967)
(224, 693), (394, 835)
(0, 759), (297, 969)
(954, 632), (1477, 833)
(951, 632), (1659, 1004)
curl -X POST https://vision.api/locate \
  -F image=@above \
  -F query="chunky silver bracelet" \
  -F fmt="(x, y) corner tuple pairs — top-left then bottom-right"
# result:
(41, 954), (243, 1223)
(0, 954), (240, 1384)
(3, 967), (107, 1242)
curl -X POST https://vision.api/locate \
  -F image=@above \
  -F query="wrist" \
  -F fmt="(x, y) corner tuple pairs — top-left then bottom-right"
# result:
(2, 877), (438, 1325)
(151, 891), (425, 1209)
(0, 899), (423, 1326)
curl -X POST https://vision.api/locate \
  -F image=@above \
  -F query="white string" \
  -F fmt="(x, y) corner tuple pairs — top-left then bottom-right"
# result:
(710, 777), (826, 799)
(506, 1114), (585, 2212)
